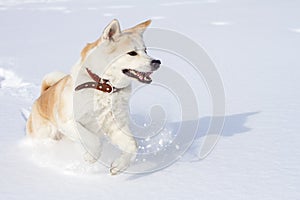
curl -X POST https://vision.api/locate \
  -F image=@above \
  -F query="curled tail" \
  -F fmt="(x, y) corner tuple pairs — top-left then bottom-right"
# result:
(41, 71), (66, 93)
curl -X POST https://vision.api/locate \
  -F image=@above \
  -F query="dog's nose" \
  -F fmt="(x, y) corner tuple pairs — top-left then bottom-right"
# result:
(151, 59), (161, 65)
(151, 59), (161, 70)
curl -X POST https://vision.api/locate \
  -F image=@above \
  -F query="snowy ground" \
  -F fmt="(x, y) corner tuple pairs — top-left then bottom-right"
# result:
(1, 0), (300, 199)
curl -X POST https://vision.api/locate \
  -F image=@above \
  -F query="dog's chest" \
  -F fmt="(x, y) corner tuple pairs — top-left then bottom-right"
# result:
(72, 85), (131, 135)
(92, 89), (131, 134)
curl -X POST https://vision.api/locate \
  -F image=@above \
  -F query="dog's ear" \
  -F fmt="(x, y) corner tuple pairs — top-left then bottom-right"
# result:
(124, 19), (151, 35)
(102, 19), (121, 41)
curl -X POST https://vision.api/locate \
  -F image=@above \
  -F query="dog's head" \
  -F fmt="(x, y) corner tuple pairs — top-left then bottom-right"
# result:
(81, 19), (161, 88)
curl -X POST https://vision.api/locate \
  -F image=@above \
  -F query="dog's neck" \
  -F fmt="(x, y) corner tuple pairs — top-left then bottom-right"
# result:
(75, 68), (121, 94)
(73, 65), (130, 91)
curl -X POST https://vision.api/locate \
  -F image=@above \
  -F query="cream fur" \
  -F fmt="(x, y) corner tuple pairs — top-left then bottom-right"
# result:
(26, 19), (159, 175)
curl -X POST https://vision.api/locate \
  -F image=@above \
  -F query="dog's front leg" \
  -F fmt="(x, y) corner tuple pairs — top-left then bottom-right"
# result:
(75, 122), (102, 163)
(108, 128), (137, 175)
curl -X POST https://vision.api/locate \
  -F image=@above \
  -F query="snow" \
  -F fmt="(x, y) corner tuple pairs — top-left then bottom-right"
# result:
(1, 0), (300, 199)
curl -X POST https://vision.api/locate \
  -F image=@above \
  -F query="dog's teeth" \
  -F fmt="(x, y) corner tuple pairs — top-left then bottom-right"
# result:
(126, 70), (152, 82)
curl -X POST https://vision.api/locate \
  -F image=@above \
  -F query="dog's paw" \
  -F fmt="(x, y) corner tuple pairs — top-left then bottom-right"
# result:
(84, 152), (97, 164)
(110, 166), (120, 175)
(51, 132), (63, 141)
(110, 158), (129, 175)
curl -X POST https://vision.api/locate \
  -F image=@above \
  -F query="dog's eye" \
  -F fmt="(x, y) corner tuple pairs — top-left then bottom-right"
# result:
(144, 49), (147, 54)
(127, 51), (138, 56)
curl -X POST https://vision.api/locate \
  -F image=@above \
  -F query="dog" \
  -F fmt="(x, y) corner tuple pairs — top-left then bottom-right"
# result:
(26, 19), (161, 175)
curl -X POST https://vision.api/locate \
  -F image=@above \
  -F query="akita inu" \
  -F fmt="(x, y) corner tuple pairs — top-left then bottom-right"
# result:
(26, 19), (161, 175)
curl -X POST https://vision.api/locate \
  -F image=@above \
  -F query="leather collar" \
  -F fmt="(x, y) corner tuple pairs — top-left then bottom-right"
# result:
(75, 68), (120, 94)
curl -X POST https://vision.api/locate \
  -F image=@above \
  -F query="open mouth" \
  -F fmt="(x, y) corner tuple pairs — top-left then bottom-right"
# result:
(122, 69), (153, 84)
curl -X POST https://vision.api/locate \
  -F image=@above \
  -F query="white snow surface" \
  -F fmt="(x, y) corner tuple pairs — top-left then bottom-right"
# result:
(0, 0), (300, 199)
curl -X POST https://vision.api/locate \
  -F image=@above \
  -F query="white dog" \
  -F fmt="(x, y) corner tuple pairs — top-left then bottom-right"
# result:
(26, 19), (161, 175)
